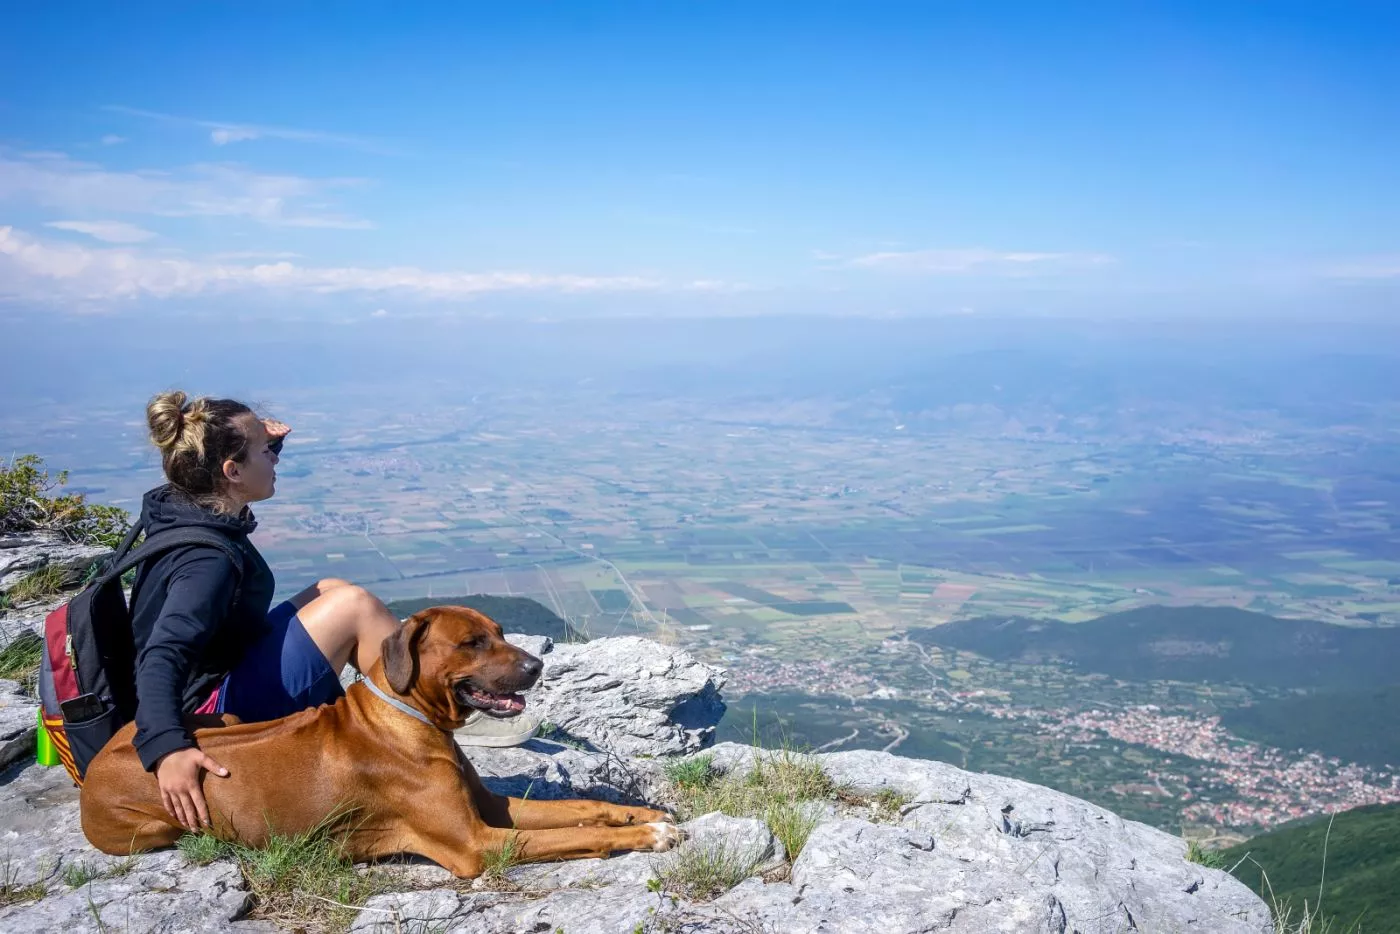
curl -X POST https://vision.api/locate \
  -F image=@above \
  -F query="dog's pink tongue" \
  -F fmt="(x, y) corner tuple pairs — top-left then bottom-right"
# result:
(473, 689), (526, 713)
(495, 694), (526, 713)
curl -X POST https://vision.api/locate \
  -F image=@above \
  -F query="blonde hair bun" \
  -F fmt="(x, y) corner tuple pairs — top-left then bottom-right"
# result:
(146, 390), (189, 453)
(146, 390), (212, 460)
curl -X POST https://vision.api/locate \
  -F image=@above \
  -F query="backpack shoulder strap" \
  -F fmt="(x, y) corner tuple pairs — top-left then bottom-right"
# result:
(108, 517), (146, 565)
(102, 527), (246, 592)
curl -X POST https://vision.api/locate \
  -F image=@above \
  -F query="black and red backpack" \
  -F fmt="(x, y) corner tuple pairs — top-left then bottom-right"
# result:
(38, 519), (243, 784)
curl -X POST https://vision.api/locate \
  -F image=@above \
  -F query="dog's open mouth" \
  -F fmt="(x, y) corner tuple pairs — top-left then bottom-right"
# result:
(456, 682), (527, 717)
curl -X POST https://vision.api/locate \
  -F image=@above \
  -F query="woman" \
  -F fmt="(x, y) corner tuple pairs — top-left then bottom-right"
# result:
(129, 391), (534, 833)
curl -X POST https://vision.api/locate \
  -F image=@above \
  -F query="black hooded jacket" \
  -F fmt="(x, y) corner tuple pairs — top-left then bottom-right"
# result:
(128, 486), (276, 771)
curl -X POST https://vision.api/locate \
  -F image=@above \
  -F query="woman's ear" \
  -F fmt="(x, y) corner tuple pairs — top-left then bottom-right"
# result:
(382, 612), (431, 694)
(222, 458), (242, 485)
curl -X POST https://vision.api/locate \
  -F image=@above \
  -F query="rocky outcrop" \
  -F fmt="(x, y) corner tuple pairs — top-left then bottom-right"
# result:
(349, 744), (1271, 934)
(507, 633), (728, 756)
(0, 634), (1272, 934)
(0, 531), (107, 652)
(0, 532), (110, 597)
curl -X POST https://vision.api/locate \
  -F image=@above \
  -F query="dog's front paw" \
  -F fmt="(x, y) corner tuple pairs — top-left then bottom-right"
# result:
(647, 821), (684, 852)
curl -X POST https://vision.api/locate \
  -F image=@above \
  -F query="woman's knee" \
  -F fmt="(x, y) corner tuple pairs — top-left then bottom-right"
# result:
(288, 578), (355, 610)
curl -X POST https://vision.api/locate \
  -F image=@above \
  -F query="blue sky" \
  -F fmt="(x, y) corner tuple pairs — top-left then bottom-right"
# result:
(2, 2), (1397, 319)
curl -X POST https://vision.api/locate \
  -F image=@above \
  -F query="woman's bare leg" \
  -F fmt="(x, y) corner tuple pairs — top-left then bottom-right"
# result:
(286, 578), (400, 674)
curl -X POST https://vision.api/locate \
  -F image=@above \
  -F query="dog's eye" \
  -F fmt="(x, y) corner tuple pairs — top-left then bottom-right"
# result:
(460, 636), (488, 651)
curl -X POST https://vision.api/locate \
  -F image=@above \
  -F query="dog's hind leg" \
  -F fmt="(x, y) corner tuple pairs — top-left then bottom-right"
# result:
(472, 790), (673, 830)
(403, 820), (685, 879)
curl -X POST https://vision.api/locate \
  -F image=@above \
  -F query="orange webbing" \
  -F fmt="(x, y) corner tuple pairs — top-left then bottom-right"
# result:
(42, 713), (83, 787)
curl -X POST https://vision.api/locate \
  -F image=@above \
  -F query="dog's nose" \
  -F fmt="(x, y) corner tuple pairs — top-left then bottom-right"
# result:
(519, 655), (543, 685)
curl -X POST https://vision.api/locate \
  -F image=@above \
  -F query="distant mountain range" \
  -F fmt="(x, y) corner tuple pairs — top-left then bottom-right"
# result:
(909, 605), (1400, 691)
(1223, 802), (1400, 933)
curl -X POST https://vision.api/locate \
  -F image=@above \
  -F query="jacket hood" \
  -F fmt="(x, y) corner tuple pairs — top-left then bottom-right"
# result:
(139, 484), (258, 538)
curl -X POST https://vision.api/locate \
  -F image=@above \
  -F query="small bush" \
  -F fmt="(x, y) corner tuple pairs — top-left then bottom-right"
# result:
(653, 838), (762, 901)
(0, 454), (130, 547)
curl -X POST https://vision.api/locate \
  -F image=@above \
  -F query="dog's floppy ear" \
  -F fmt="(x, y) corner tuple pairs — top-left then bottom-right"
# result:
(382, 612), (431, 694)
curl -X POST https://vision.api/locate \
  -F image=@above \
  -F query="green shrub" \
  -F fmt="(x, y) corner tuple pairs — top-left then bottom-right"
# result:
(0, 454), (130, 547)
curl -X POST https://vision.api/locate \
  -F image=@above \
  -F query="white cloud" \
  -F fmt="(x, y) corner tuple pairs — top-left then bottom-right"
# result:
(0, 150), (371, 229)
(106, 105), (394, 154)
(1319, 256), (1400, 279)
(0, 225), (697, 304)
(371, 308), (389, 317)
(209, 126), (262, 146)
(846, 248), (1113, 276)
(100, 135), (127, 146)
(45, 219), (156, 243)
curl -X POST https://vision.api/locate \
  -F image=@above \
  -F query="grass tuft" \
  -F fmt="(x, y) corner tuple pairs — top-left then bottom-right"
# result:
(764, 801), (821, 860)
(663, 754), (715, 790)
(0, 854), (48, 908)
(177, 830), (232, 866)
(61, 860), (103, 888)
(0, 631), (44, 694)
(1186, 838), (1228, 870)
(653, 838), (762, 901)
(178, 810), (390, 933)
(5, 564), (71, 606)
(664, 747), (836, 859)
(478, 832), (524, 889)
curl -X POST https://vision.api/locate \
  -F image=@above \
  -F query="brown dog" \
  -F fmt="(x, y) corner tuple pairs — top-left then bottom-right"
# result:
(80, 606), (680, 877)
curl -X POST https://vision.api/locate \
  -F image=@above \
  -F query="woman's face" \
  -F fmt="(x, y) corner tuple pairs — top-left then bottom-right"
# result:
(224, 414), (279, 505)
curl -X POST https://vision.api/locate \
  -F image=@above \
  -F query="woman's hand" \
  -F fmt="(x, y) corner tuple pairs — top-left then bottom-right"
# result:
(262, 418), (292, 441)
(154, 747), (229, 830)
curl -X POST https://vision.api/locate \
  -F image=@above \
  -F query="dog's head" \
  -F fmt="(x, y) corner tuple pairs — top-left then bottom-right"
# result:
(378, 605), (544, 727)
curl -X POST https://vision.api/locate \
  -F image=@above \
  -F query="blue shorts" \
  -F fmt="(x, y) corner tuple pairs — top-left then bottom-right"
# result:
(217, 600), (345, 722)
